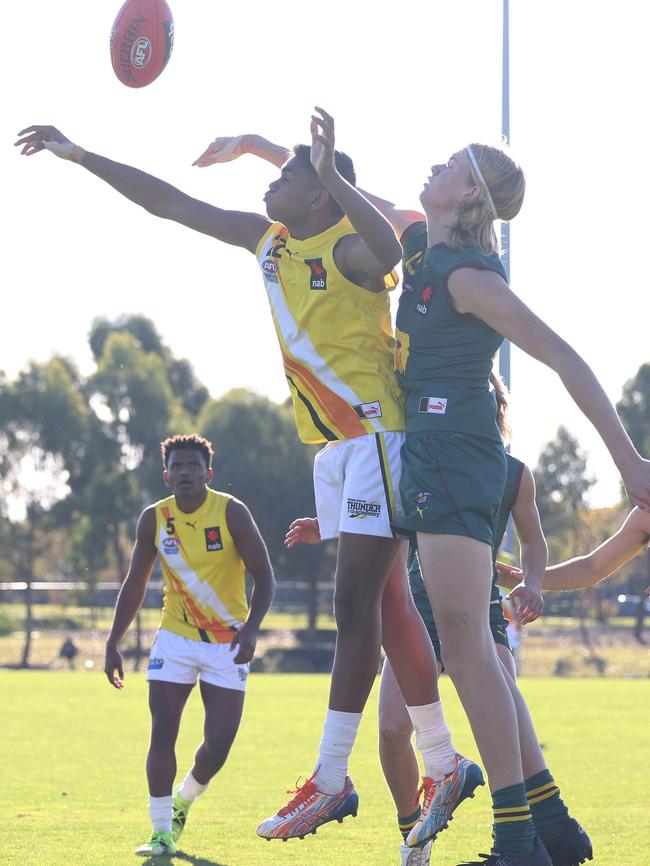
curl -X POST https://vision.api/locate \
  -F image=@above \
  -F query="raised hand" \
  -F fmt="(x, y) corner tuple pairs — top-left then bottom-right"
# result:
(310, 106), (336, 185)
(285, 517), (321, 549)
(192, 135), (248, 167)
(15, 125), (81, 160)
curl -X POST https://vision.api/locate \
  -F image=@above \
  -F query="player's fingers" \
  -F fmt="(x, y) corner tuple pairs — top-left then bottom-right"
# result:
(314, 106), (334, 126)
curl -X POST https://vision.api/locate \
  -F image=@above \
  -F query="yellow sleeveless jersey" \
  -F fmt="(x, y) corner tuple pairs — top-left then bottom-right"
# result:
(153, 489), (247, 643)
(256, 217), (405, 444)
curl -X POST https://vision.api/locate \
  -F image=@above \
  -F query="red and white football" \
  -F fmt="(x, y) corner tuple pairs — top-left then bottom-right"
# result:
(110, 0), (174, 88)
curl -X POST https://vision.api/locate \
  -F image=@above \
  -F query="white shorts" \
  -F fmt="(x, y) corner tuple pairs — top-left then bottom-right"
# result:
(313, 431), (405, 540)
(146, 628), (249, 692)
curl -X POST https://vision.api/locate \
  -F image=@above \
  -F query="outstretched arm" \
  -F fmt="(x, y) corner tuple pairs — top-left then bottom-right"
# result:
(193, 133), (291, 169)
(104, 507), (158, 688)
(543, 508), (650, 591)
(226, 499), (275, 664)
(193, 130), (425, 238)
(497, 507), (650, 592)
(15, 125), (271, 253)
(449, 268), (650, 511)
(506, 465), (547, 624)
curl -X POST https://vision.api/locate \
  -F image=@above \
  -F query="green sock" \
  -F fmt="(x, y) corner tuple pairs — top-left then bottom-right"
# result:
(492, 782), (536, 856)
(397, 806), (421, 840)
(526, 769), (570, 843)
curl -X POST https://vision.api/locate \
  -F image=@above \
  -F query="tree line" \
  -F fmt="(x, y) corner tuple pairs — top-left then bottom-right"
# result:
(0, 315), (332, 664)
(0, 314), (648, 663)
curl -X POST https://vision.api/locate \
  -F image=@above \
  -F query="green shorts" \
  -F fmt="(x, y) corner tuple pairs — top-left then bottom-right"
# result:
(397, 431), (507, 546)
(409, 563), (512, 664)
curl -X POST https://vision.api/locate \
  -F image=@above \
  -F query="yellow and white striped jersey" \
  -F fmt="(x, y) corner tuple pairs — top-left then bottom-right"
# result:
(153, 489), (247, 643)
(256, 218), (405, 444)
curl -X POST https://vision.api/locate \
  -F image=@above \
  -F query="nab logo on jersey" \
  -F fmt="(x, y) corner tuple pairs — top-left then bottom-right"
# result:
(205, 526), (223, 552)
(305, 258), (327, 290)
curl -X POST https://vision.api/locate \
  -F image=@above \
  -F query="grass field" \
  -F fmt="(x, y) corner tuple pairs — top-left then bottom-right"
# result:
(4, 672), (649, 866)
(2, 603), (649, 677)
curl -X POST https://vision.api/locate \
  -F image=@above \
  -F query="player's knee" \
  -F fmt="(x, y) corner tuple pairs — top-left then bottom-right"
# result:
(150, 710), (182, 745)
(203, 729), (237, 762)
(439, 631), (494, 680)
(333, 582), (381, 631)
(378, 718), (413, 748)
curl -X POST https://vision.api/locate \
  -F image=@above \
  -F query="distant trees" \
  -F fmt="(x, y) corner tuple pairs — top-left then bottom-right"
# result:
(534, 425), (596, 563)
(0, 315), (329, 665)
(617, 362), (650, 457)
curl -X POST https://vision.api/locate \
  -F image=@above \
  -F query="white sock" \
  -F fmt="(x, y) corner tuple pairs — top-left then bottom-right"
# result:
(312, 708), (362, 795)
(406, 701), (457, 781)
(179, 770), (209, 803)
(149, 795), (173, 832)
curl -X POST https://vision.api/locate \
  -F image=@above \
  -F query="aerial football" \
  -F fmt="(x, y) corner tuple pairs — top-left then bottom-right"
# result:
(110, 0), (174, 88)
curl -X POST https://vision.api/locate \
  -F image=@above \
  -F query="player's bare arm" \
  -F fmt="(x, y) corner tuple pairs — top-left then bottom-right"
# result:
(448, 266), (650, 511)
(225, 498), (275, 664)
(193, 134), (291, 169)
(506, 465), (547, 624)
(15, 125), (271, 254)
(498, 507), (650, 593)
(544, 507), (650, 592)
(104, 506), (158, 689)
(196, 114), (404, 286)
(309, 108), (402, 284)
(195, 132), (425, 238)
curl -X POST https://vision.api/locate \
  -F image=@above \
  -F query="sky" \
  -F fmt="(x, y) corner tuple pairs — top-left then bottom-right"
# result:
(3, 0), (649, 508)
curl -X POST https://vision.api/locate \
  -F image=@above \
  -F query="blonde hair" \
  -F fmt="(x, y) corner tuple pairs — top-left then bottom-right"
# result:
(448, 144), (526, 255)
(490, 370), (511, 445)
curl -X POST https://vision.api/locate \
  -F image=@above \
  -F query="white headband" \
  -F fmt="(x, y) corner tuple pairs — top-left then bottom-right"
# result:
(466, 145), (498, 219)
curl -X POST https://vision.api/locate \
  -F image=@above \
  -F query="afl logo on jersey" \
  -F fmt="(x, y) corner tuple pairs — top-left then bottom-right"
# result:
(162, 537), (180, 555)
(262, 258), (279, 282)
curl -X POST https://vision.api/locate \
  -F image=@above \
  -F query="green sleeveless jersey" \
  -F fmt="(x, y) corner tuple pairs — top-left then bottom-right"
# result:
(395, 221), (507, 440)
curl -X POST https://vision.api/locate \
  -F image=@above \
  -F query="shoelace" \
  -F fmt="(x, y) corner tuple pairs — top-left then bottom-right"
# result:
(416, 777), (437, 815)
(277, 773), (319, 817)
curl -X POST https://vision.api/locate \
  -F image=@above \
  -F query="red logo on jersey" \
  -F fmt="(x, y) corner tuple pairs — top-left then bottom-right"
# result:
(205, 526), (223, 552)
(305, 258), (327, 290)
(422, 285), (433, 303)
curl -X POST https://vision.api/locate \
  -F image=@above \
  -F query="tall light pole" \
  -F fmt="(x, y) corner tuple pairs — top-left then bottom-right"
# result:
(500, 0), (514, 555)
(500, 0), (511, 391)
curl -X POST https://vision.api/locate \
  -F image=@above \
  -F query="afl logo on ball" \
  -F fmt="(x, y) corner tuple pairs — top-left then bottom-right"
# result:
(131, 36), (152, 68)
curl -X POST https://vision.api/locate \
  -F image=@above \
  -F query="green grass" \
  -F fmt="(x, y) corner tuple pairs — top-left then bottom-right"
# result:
(0, 603), (336, 633)
(3, 672), (649, 865)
